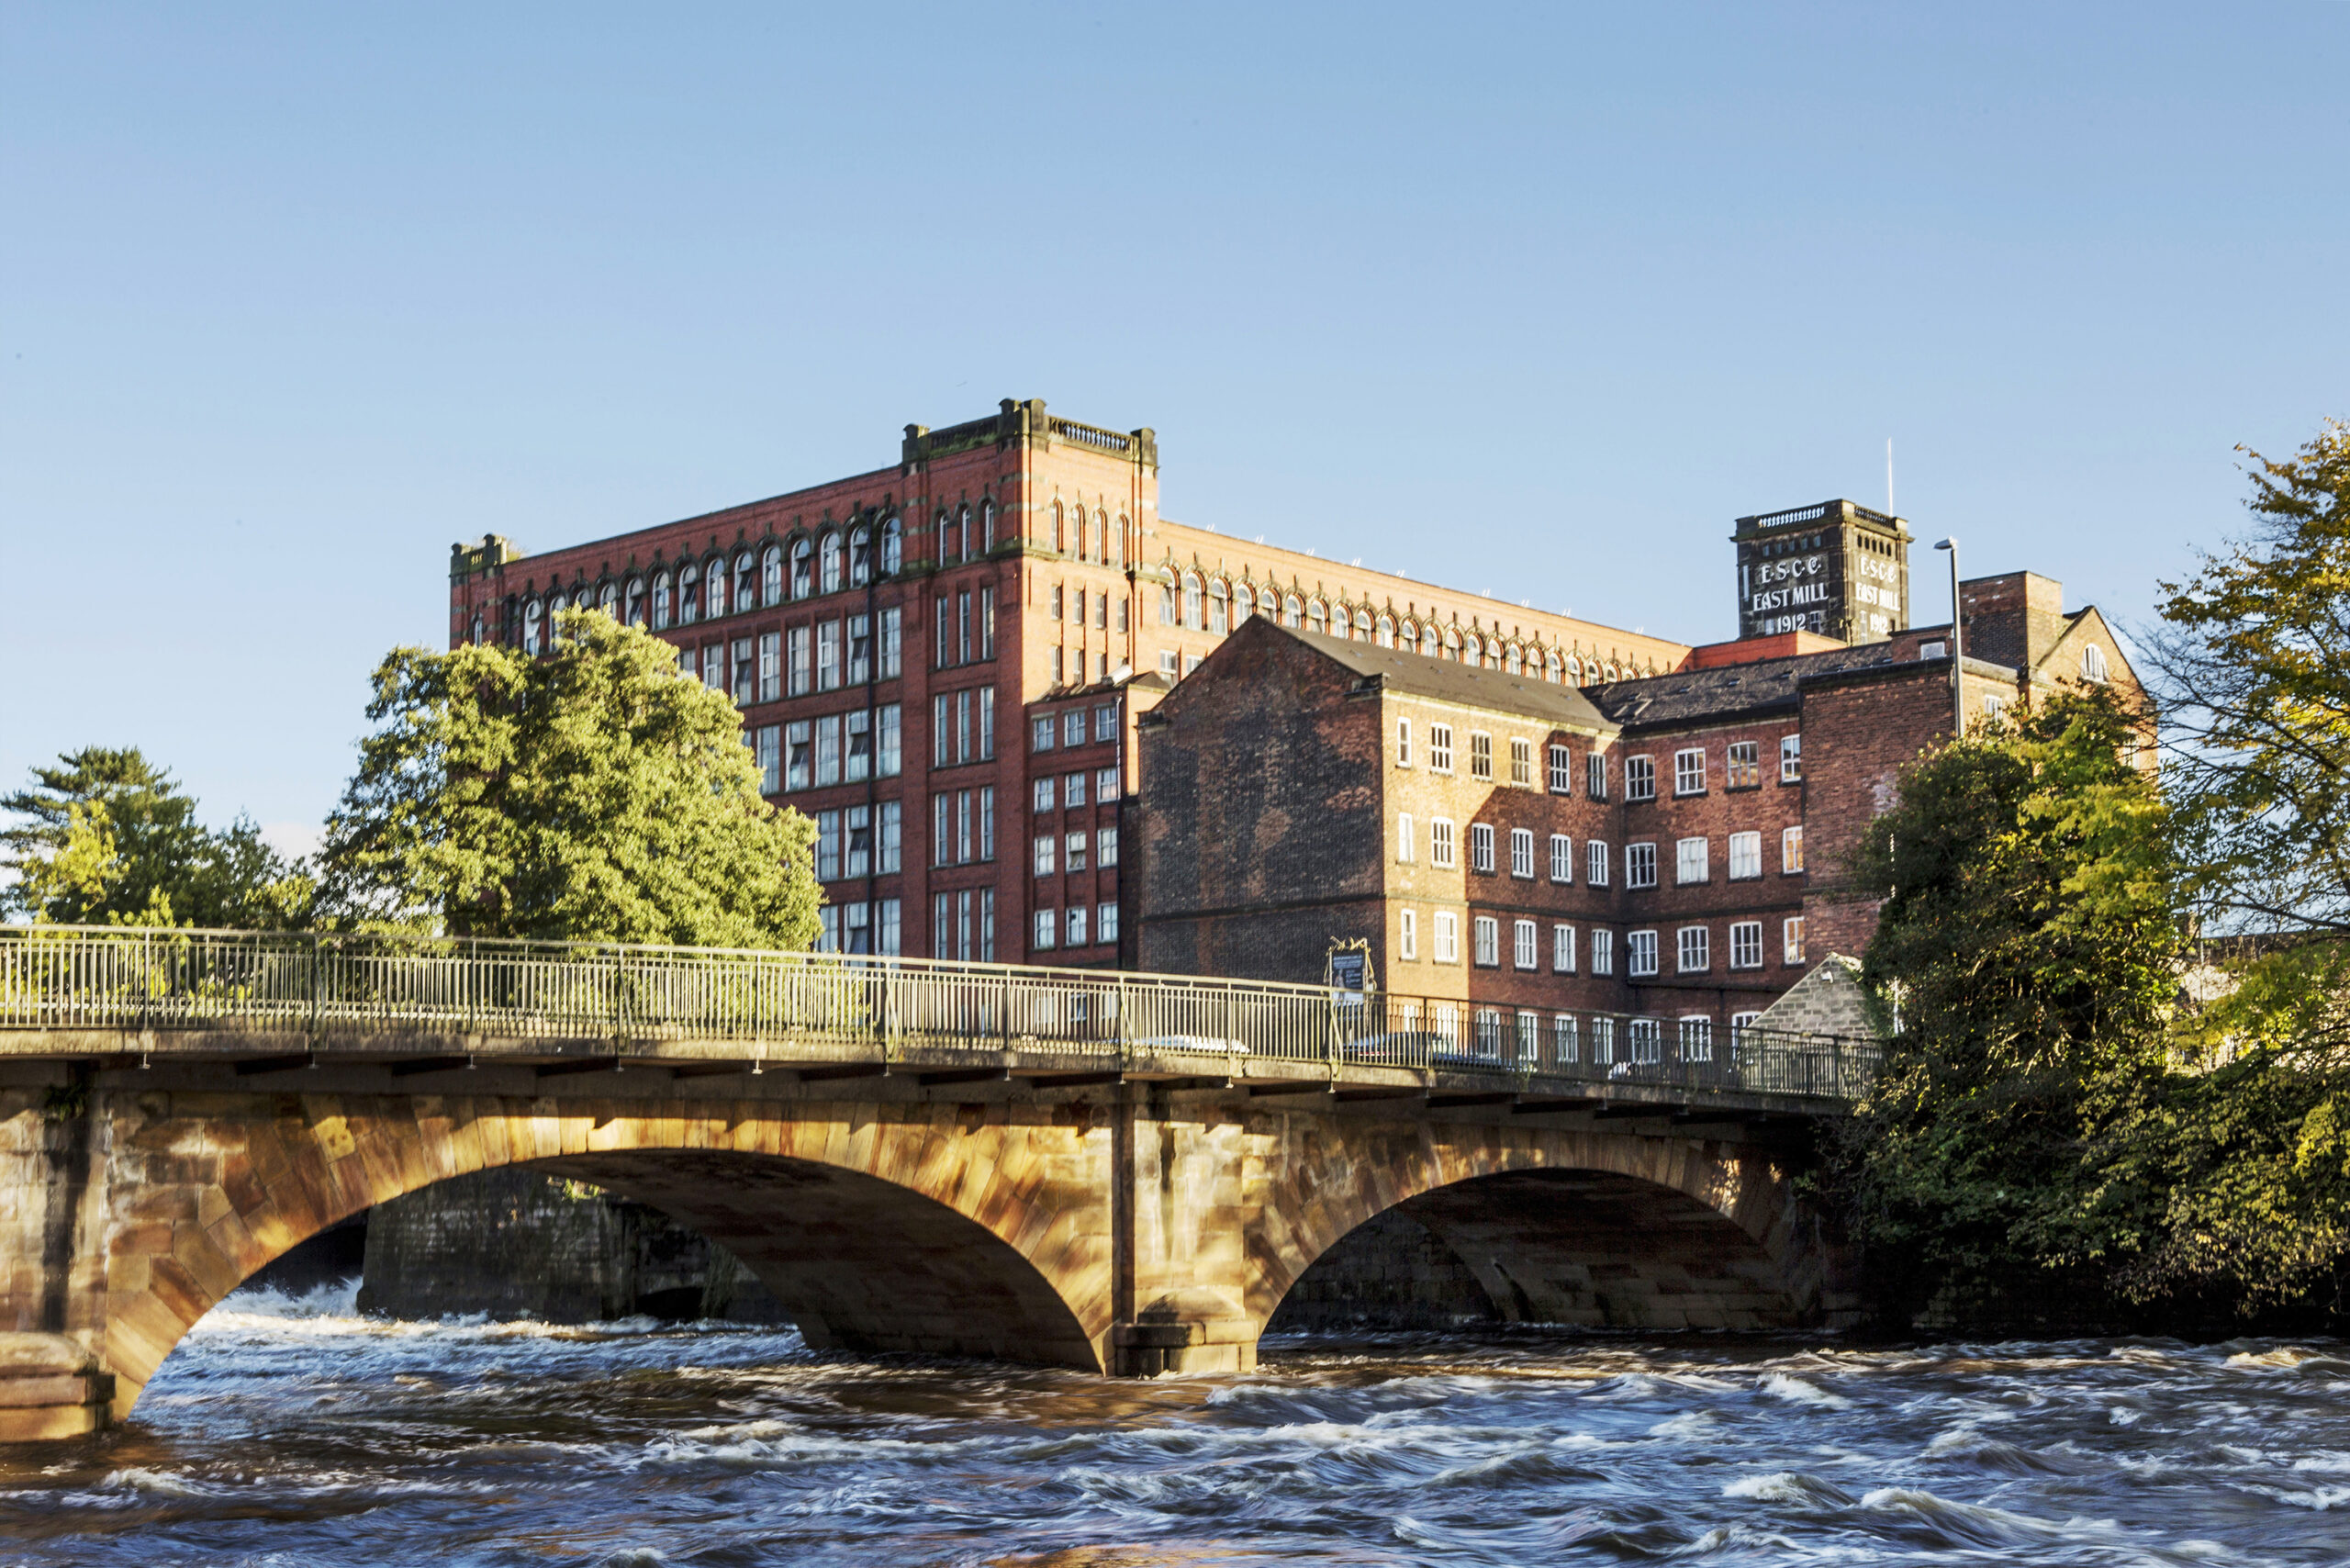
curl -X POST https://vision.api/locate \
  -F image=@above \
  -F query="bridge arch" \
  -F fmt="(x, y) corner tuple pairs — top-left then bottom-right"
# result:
(101, 1089), (1114, 1421)
(1241, 1118), (1839, 1335)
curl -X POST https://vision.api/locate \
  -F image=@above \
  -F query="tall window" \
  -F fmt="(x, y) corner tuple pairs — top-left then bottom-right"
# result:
(789, 539), (812, 599)
(758, 633), (780, 702)
(1677, 925), (1710, 973)
(1398, 908), (1417, 961)
(785, 721), (811, 790)
(1396, 813), (1416, 863)
(677, 566), (699, 625)
(1628, 930), (1659, 977)
(1509, 737), (1533, 787)
(1208, 579), (1228, 633)
(1586, 839), (1610, 886)
(2084, 644), (2109, 682)
(1626, 842), (1657, 889)
(1780, 734), (1802, 782)
(1509, 828), (1535, 879)
(704, 558), (727, 618)
(1590, 929), (1614, 976)
(1782, 825), (1804, 873)
(1429, 818), (1457, 868)
(1586, 752), (1607, 801)
(848, 524), (872, 587)
(1469, 733), (1493, 781)
(1235, 585), (1255, 625)
(1726, 740), (1761, 789)
(1718, 831), (1755, 880)
(879, 517), (902, 576)
(1624, 756), (1655, 801)
(1673, 747), (1707, 796)
(788, 627), (811, 696)
(1396, 718), (1413, 767)
(1784, 916), (1806, 965)
(1550, 834), (1572, 882)
(1551, 924), (1576, 972)
(1427, 723), (1454, 773)
(735, 552), (757, 611)
(624, 577), (645, 626)
(1513, 919), (1538, 970)
(1675, 836), (1708, 885)
(1473, 916), (1500, 967)
(1470, 823), (1495, 873)
(1433, 911), (1459, 963)
(819, 532), (844, 594)
(1548, 744), (1572, 793)
(1182, 571), (1203, 630)
(1729, 921), (1763, 970)
(817, 621), (841, 691)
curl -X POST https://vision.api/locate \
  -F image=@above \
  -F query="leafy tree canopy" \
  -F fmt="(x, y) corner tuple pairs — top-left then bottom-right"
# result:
(0, 747), (313, 928)
(318, 609), (821, 949)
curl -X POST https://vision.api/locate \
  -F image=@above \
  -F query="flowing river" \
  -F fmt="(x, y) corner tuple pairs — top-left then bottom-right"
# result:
(2, 1283), (2345, 1566)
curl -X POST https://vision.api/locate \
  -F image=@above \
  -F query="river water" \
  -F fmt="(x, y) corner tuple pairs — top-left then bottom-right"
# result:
(2, 1284), (2346, 1566)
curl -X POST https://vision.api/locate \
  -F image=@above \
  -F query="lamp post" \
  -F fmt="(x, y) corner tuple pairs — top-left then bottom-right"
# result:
(1933, 537), (1963, 740)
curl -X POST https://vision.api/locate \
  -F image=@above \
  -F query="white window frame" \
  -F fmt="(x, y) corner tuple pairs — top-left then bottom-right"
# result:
(1469, 731), (1494, 781)
(1034, 835), (1056, 877)
(1513, 918), (1538, 970)
(1784, 915), (1806, 965)
(1547, 743), (1572, 794)
(1399, 908), (1418, 961)
(1473, 915), (1501, 968)
(1675, 836), (1709, 885)
(1549, 834), (1572, 883)
(1433, 910), (1459, 964)
(1551, 923), (1576, 973)
(1590, 929), (1614, 976)
(1782, 824), (1804, 873)
(1427, 723), (1454, 774)
(1508, 737), (1533, 788)
(1470, 823), (1495, 873)
(1729, 921), (1763, 970)
(1624, 755), (1655, 801)
(1586, 839), (1609, 886)
(1429, 818), (1457, 868)
(1626, 842), (1657, 889)
(1628, 930), (1659, 977)
(1396, 812), (1416, 863)
(1678, 925), (1710, 973)
(1673, 747), (1707, 797)
(1396, 716), (1412, 767)
(1729, 831), (1762, 881)
(1509, 827), (1535, 879)
(1780, 734), (1802, 782)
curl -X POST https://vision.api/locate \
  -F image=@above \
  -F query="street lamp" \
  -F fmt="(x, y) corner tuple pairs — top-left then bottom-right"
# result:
(1933, 537), (1963, 740)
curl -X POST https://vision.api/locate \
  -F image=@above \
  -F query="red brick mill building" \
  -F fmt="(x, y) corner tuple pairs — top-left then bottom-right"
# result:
(447, 399), (2137, 1038)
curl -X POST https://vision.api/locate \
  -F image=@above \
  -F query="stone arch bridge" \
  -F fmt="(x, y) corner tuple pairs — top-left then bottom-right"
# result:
(0, 928), (1874, 1442)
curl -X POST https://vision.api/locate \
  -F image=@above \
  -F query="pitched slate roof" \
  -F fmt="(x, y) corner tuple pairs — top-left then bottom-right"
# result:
(1588, 644), (1932, 731)
(1224, 617), (1618, 734)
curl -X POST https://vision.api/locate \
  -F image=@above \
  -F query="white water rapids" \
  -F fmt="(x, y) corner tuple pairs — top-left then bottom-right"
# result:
(3, 1281), (2346, 1564)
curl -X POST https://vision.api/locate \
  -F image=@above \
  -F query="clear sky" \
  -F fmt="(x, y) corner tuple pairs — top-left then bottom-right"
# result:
(4, 3), (2344, 855)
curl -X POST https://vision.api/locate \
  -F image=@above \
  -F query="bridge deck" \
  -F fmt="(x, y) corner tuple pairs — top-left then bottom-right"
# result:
(0, 926), (1877, 1117)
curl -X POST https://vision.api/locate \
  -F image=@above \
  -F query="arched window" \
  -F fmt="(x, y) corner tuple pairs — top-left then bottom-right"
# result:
(1545, 649), (1561, 682)
(957, 507), (975, 564)
(1158, 585), (1176, 624)
(523, 599), (544, 655)
(819, 532), (843, 595)
(651, 571), (673, 631)
(704, 558), (728, 619)
(1051, 502), (1065, 554)
(1182, 571), (1203, 631)
(1234, 585), (1254, 625)
(937, 510), (957, 564)
(789, 538), (812, 599)
(1283, 594), (1304, 629)
(761, 544), (783, 607)
(1306, 600), (1328, 636)
(470, 613), (485, 644)
(1604, 662), (1620, 682)
(979, 499), (995, 555)
(879, 517), (902, 576)
(734, 552), (756, 611)
(1113, 515), (1128, 568)
(1444, 627), (1462, 659)
(1208, 578), (1229, 633)
(1375, 614), (1394, 648)
(624, 577), (645, 627)
(1505, 643), (1522, 675)
(849, 524), (872, 587)
(677, 566), (698, 625)
(1094, 510), (1109, 564)
(1354, 609), (1372, 641)
(2083, 644), (2109, 682)
(1463, 633), (1483, 665)
(1565, 655), (1582, 684)
(598, 581), (620, 618)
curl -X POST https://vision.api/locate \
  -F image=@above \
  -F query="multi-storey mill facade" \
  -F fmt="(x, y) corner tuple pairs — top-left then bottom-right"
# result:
(445, 400), (1687, 968)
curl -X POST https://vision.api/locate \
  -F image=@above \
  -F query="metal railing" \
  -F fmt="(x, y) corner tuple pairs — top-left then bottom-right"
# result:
(0, 926), (1877, 1105)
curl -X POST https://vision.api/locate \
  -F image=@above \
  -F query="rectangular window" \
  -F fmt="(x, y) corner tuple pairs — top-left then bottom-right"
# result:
(1628, 930), (1659, 977)
(701, 644), (722, 691)
(1729, 830), (1762, 880)
(1158, 650), (1177, 678)
(979, 587), (995, 659)
(1473, 915), (1500, 967)
(1471, 823), (1495, 873)
(846, 614), (872, 685)
(1509, 737), (1533, 787)
(1729, 921), (1763, 970)
(1396, 812), (1416, 863)
(978, 688), (995, 759)
(1510, 827), (1535, 879)
(934, 794), (951, 868)
(1399, 908), (1418, 961)
(1675, 836), (1708, 885)
(1677, 925), (1710, 973)
(879, 801), (901, 874)
(1034, 834), (1056, 877)
(1067, 904), (1089, 948)
(817, 621), (841, 691)
(957, 590), (972, 665)
(1433, 911), (1459, 963)
(786, 720), (811, 790)
(1781, 825), (1804, 873)
(1033, 717), (1055, 752)
(878, 704), (901, 777)
(1430, 819), (1457, 868)
(733, 638), (755, 705)
(934, 596), (952, 668)
(1628, 1018), (1661, 1066)
(1517, 1011), (1540, 1063)
(1784, 916), (1805, 966)
(1098, 824), (1118, 868)
(1552, 1014), (1578, 1063)
(1548, 744), (1572, 793)
(840, 900), (870, 955)
(1590, 929), (1615, 976)
(1730, 1011), (1762, 1050)
(1034, 909), (1057, 950)
(1624, 755), (1655, 801)
(1726, 740), (1760, 790)
(1586, 839), (1609, 886)
(879, 607), (901, 678)
(755, 724), (780, 794)
(1395, 717), (1412, 767)
(1035, 777), (1057, 813)
(758, 632), (781, 702)
(979, 786), (995, 862)
(818, 908), (838, 951)
(1470, 732), (1494, 781)
(1093, 701), (1115, 742)
(1051, 583), (1064, 622)
(957, 790), (973, 865)
(1474, 1008), (1503, 1057)
(789, 627), (811, 696)
(1587, 752), (1608, 801)
(979, 887), (995, 961)
(1680, 1016), (1713, 1063)
(845, 804), (872, 879)
(1428, 723), (1454, 774)
(1626, 842), (1657, 889)
(953, 689), (971, 764)
(1781, 734), (1802, 782)
(877, 897), (901, 957)
(1064, 711), (1085, 747)
(1513, 918), (1538, 970)
(1050, 647), (1063, 684)
(1097, 767), (1120, 802)
(1065, 771), (1088, 810)
(1551, 923), (1576, 973)
(1098, 900), (1119, 945)
(845, 709), (873, 782)
(816, 809), (842, 882)
(814, 715), (842, 787)
(1549, 834), (1572, 883)
(934, 694), (951, 767)
(1673, 747), (1706, 797)
(1066, 829), (1087, 872)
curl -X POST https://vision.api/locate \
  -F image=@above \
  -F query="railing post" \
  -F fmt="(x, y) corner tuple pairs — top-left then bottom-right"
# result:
(308, 932), (320, 1046)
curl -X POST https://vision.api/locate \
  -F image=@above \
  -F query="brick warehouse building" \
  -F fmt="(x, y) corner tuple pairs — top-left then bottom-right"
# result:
(1136, 567), (2138, 1044)
(445, 400), (1688, 966)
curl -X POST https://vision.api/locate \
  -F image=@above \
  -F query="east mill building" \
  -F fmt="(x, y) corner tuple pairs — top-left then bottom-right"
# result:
(448, 400), (2137, 1033)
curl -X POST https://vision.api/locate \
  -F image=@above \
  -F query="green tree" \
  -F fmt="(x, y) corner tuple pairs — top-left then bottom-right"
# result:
(318, 609), (821, 948)
(1832, 687), (2183, 1315)
(0, 747), (313, 928)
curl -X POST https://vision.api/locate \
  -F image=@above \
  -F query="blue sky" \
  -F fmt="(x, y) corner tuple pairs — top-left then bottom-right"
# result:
(4, 3), (2344, 853)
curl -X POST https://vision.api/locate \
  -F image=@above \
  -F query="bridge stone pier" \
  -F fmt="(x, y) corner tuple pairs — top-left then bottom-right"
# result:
(0, 929), (1871, 1442)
